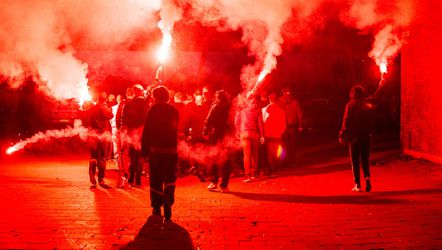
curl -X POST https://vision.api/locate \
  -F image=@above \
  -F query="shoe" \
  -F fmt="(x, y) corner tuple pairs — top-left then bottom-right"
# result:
(221, 187), (230, 193)
(365, 178), (372, 192)
(98, 179), (105, 186)
(117, 177), (126, 188)
(207, 183), (217, 189)
(242, 178), (251, 183)
(352, 185), (361, 192)
(89, 172), (97, 185)
(164, 204), (172, 221)
(152, 207), (161, 216)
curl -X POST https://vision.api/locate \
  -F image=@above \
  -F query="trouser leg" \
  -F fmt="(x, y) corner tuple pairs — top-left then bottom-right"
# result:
(350, 140), (361, 186)
(241, 138), (252, 177)
(220, 160), (231, 189)
(360, 137), (371, 179)
(250, 137), (259, 177)
(163, 154), (178, 207)
(149, 155), (163, 209)
(97, 159), (106, 179)
(266, 139), (279, 176)
(133, 150), (143, 186)
(210, 164), (219, 184)
(128, 147), (136, 184)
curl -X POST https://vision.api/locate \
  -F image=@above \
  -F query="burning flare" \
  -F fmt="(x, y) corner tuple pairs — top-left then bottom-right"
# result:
(250, 69), (269, 94)
(78, 86), (92, 107)
(6, 144), (21, 155)
(379, 61), (388, 74)
(157, 20), (173, 64)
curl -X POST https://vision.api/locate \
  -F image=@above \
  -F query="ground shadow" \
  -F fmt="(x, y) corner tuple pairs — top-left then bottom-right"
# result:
(228, 188), (442, 205)
(120, 215), (194, 250)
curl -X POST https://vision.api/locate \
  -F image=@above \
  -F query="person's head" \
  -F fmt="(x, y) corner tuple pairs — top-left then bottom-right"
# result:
(152, 86), (170, 104)
(107, 94), (115, 103)
(126, 87), (135, 99)
(174, 92), (183, 103)
(116, 95), (123, 103)
(282, 87), (293, 101)
(350, 85), (365, 100)
(98, 91), (107, 103)
(268, 92), (278, 104)
(215, 90), (228, 103)
(133, 84), (144, 97)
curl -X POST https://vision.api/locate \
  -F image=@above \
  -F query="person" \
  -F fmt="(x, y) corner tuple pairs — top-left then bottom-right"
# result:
(235, 93), (264, 182)
(122, 84), (149, 187)
(278, 88), (303, 166)
(182, 94), (210, 181)
(141, 86), (179, 221)
(88, 92), (114, 186)
(339, 85), (375, 192)
(204, 90), (231, 192)
(262, 92), (286, 177)
(257, 90), (269, 176)
(110, 95), (122, 164)
(115, 88), (134, 188)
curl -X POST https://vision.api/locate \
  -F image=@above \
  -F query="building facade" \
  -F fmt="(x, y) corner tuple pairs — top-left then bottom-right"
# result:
(401, 1), (442, 163)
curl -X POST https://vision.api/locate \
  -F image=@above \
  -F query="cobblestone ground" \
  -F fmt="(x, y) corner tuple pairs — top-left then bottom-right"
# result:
(0, 139), (441, 249)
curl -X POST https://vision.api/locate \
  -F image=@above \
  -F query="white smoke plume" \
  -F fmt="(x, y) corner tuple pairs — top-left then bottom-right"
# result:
(341, 0), (415, 70)
(0, 0), (161, 101)
(185, 0), (326, 92)
(178, 135), (241, 167)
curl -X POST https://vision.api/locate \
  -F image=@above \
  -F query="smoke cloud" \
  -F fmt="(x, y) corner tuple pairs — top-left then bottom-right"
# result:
(340, 0), (415, 69)
(0, 0), (160, 101)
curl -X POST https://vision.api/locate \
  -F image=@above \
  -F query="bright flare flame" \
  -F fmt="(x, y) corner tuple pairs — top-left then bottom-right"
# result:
(6, 145), (18, 155)
(157, 20), (173, 64)
(251, 69), (269, 94)
(257, 70), (269, 82)
(380, 62), (388, 74)
(78, 87), (92, 107)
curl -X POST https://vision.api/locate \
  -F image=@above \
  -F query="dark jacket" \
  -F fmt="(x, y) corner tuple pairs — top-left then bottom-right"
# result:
(182, 102), (210, 139)
(339, 98), (375, 141)
(204, 100), (230, 144)
(89, 102), (113, 133)
(141, 103), (179, 157)
(122, 96), (149, 130)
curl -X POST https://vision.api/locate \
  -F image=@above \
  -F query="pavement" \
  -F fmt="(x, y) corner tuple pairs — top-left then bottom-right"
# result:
(0, 135), (441, 249)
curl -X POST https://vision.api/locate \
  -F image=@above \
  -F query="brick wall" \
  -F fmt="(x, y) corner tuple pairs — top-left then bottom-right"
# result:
(401, 1), (442, 163)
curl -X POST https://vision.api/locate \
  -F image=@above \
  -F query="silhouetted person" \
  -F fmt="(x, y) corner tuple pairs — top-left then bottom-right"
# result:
(88, 92), (113, 186)
(182, 94), (210, 181)
(339, 85), (375, 192)
(204, 90), (231, 192)
(122, 84), (149, 187)
(142, 86), (179, 221)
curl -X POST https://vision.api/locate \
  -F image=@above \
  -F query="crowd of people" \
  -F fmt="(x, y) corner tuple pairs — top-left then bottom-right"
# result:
(83, 82), (375, 221)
